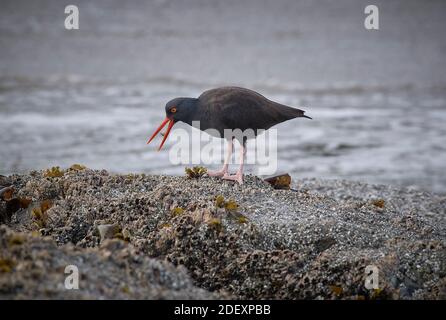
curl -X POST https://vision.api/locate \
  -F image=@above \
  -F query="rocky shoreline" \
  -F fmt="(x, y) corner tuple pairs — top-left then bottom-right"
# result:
(0, 168), (445, 299)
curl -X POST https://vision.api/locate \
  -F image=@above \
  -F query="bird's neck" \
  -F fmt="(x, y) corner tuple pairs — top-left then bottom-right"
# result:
(180, 98), (199, 125)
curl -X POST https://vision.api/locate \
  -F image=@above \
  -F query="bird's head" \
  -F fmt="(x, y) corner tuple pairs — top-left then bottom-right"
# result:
(147, 97), (197, 150)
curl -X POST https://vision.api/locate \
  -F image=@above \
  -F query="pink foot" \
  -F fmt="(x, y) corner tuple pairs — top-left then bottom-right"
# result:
(207, 169), (228, 178)
(222, 172), (243, 185)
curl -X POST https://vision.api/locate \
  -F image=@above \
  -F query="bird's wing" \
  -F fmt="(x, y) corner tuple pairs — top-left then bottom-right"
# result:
(199, 87), (308, 131)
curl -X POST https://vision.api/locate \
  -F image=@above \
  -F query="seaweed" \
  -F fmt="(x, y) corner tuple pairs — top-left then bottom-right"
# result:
(264, 173), (291, 190)
(215, 195), (225, 208)
(31, 200), (53, 229)
(1, 186), (32, 223)
(171, 207), (184, 216)
(0, 186), (14, 201)
(225, 200), (238, 212)
(214, 195), (239, 212)
(8, 233), (25, 246)
(236, 215), (248, 224)
(44, 166), (64, 178)
(208, 218), (222, 231)
(115, 228), (132, 242)
(69, 164), (87, 171)
(0, 258), (15, 273)
(371, 199), (385, 208)
(159, 222), (172, 229)
(213, 195), (247, 223)
(121, 286), (131, 294)
(329, 285), (343, 297)
(185, 166), (207, 179)
(122, 229), (131, 242)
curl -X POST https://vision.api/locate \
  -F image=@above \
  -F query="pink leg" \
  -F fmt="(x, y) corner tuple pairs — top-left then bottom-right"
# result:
(222, 142), (246, 185)
(207, 139), (233, 177)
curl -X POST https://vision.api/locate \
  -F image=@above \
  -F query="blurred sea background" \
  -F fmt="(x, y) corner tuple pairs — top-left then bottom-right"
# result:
(1, 0), (445, 193)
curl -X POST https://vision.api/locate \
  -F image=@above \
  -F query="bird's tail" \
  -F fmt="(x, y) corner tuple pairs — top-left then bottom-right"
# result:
(283, 105), (312, 120)
(271, 101), (312, 121)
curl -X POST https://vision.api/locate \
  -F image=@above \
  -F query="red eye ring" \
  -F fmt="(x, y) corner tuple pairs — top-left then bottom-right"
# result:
(171, 107), (177, 113)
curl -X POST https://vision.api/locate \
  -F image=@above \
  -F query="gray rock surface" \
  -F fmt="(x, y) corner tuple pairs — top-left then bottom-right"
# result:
(1, 169), (445, 299)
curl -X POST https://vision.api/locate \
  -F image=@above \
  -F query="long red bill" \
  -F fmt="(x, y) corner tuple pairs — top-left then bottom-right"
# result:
(157, 119), (174, 151)
(147, 117), (174, 151)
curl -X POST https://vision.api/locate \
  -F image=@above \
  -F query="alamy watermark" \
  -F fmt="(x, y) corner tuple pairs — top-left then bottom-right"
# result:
(364, 265), (379, 290)
(64, 5), (79, 30)
(63, 4), (380, 32)
(64, 264), (79, 290)
(165, 121), (278, 176)
(364, 5), (379, 30)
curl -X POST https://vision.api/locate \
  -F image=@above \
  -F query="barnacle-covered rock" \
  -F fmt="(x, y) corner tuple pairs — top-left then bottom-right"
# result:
(0, 225), (219, 299)
(0, 170), (444, 300)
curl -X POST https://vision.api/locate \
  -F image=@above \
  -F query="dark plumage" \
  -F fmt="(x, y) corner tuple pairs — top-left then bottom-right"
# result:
(165, 86), (310, 138)
(148, 86), (311, 184)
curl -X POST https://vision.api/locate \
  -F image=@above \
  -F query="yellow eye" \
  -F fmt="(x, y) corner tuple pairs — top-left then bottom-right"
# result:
(170, 107), (177, 113)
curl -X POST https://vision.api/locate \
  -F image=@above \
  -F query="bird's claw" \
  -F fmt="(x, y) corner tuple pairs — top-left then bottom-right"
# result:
(222, 173), (243, 185)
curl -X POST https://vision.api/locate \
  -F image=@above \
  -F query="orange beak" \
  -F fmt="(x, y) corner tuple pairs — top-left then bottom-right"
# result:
(147, 117), (175, 151)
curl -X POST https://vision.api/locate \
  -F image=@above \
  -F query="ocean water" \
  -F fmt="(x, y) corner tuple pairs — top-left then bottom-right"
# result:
(1, 0), (446, 193)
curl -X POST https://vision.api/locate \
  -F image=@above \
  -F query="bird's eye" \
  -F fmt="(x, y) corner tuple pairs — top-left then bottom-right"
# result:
(170, 107), (177, 113)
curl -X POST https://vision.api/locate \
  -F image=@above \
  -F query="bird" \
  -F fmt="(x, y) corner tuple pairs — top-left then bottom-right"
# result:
(147, 86), (311, 184)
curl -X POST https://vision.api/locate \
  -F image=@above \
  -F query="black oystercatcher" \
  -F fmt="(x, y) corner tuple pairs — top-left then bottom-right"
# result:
(147, 87), (311, 184)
